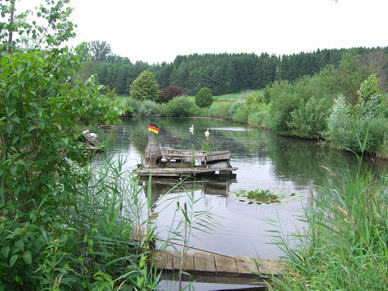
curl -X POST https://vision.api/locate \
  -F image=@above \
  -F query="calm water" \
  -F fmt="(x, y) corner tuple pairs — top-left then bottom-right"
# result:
(94, 117), (387, 260)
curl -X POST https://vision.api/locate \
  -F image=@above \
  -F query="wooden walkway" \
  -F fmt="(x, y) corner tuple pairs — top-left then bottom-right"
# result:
(137, 167), (238, 177)
(155, 251), (282, 277)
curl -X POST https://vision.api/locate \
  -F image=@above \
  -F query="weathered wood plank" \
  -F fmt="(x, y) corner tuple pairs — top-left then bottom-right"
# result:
(257, 258), (283, 275)
(235, 256), (260, 275)
(182, 253), (195, 271)
(193, 252), (216, 272)
(170, 251), (181, 270)
(214, 254), (238, 273)
(137, 167), (237, 177)
(155, 251), (172, 270)
(156, 251), (282, 277)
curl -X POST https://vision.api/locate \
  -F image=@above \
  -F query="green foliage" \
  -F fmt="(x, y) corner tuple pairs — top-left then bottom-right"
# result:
(195, 87), (213, 108)
(288, 97), (331, 139)
(236, 189), (280, 203)
(0, 50), (125, 203)
(0, 162), (160, 290)
(130, 70), (160, 101)
(0, 1), (157, 289)
(357, 74), (383, 104)
(126, 98), (161, 118)
(272, 172), (387, 290)
(206, 102), (233, 118)
(0, 0), (76, 52)
(247, 103), (272, 127)
(86, 40), (112, 62)
(326, 92), (387, 154)
(160, 96), (196, 117)
(200, 141), (213, 151)
(232, 102), (250, 123)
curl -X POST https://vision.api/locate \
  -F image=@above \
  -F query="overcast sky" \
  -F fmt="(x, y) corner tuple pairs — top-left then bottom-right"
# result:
(69, 0), (386, 63)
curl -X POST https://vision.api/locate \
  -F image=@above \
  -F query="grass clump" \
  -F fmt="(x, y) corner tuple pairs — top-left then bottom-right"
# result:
(236, 189), (281, 204)
(271, 171), (388, 290)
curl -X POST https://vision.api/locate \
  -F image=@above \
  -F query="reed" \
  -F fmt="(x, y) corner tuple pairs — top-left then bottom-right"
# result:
(271, 169), (387, 290)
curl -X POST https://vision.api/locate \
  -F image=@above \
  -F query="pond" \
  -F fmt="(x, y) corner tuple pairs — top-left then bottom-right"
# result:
(94, 117), (387, 260)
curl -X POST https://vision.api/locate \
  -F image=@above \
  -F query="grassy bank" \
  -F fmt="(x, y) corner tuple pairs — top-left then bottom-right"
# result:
(120, 53), (388, 158)
(270, 170), (388, 290)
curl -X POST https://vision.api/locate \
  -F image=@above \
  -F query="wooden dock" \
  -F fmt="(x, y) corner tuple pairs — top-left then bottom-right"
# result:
(137, 167), (238, 177)
(161, 149), (231, 164)
(155, 251), (282, 277)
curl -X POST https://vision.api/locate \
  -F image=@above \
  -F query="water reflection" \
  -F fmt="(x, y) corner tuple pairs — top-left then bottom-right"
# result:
(94, 118), (387, 259)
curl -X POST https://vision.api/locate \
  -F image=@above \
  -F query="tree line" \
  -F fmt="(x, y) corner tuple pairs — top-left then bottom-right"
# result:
(79, 41), (388, 96)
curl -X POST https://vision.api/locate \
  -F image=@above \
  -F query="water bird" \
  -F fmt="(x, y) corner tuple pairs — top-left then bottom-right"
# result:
(189, 124), (194, 134)
(204, 128), (210, 138)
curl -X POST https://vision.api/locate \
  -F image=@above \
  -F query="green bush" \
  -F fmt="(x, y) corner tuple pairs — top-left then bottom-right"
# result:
(123, 98), (161, 117)
(0, 50), (152, 289)
(161, 96), (196, 117)
(326, 96), (387, 153)
(288, 97), (331, 139)
(195, 87), (213, 108)
(228, 100), (243, 117)
(136, 99), (161, 117)
(273, 172), (387, 290)
(129, 70), (160, 101)
(207, 102), (232, 118)
(247, 103), (272, 127)
(232, 103), (250, 123)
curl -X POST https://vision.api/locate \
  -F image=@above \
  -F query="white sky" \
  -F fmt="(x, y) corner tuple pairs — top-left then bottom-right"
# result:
(23, 0), (388, 64)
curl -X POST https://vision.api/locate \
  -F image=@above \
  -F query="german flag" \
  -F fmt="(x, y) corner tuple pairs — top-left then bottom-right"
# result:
(147, 124), (160, 134)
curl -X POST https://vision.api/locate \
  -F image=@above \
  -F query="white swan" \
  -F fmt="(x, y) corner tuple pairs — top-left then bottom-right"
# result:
(189, 124), (194, 134)
(204, 128), (210, 138)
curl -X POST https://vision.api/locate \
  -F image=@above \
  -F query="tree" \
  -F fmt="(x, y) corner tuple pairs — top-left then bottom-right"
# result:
(130, 70), (160, 101)
(160, 85), (184, 103)
(86, 40), (112, 62)
(195, 87), (213, 108)
(357, 74), (383, 104)
(0, 0), (76, 52)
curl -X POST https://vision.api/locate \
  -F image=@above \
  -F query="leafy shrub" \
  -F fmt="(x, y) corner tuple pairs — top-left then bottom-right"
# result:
(232, 103), (250, 123)
(288, 97), (331, 139)
(247, 103), (272, 127)
(326, 96), (387, 153)
(129, 70), (160, 101)
(160, 85), (184, 103)
(160, 96), (196, 117)
(357, 74), (383, 104)
(195, 87), (213, 108)
(207, 102), (232, 118)
(123, 97), (140, 117)
(228, 100), (243, 117)
(136, 100), (161, 117)
(123, 98), (161, 117)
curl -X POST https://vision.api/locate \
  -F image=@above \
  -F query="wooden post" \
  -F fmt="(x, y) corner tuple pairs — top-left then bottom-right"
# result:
(144, 134), (162, 167)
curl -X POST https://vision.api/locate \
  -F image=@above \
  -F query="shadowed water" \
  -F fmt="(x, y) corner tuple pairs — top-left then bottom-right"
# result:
(94, 117), (387, 259)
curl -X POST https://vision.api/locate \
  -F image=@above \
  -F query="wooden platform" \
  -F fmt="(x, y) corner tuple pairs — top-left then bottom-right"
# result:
(155, 251), (282, 277)
(137, 167), (238, 177)
(161, 149), (231, 164)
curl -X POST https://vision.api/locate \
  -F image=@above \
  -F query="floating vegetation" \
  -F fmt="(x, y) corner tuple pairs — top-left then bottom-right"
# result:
(236, 189), (282, 204)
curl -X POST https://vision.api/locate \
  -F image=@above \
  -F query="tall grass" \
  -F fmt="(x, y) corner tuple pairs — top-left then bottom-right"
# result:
(0, 158), (161, 290)
(271, 168), (387, 290)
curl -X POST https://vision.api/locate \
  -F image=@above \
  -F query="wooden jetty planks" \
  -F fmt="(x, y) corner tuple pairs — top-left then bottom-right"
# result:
(161, 149), (231, 164)
(257, 258), (284, 275)
(155, 251), (282, 276)
(137, 167), (237, 177)
(155, 251), (172, 270)
(214, 254), (238, 273)
(192, 252), (216, 272)
(182, 253), (195, 270)
(235, 256), (260, 275)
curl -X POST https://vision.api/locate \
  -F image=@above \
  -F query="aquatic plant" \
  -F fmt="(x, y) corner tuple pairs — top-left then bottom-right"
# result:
(236, 189), (281, 204)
